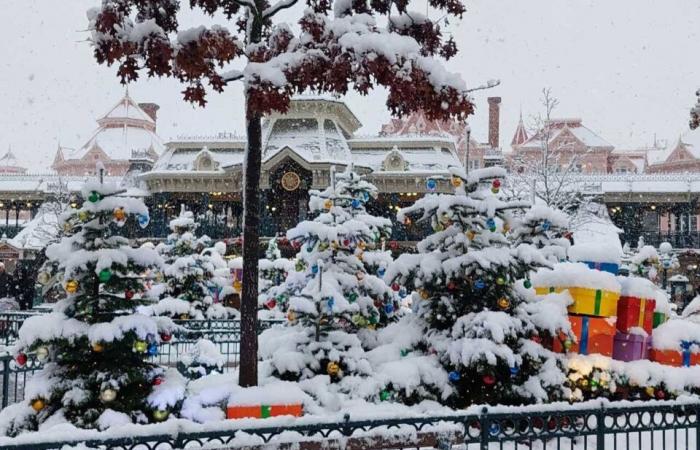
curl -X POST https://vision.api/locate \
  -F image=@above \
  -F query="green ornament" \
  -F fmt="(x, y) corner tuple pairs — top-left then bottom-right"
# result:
(496, 276), (505, 285)
(348, 292), (358, 302)
(489, 226), (497, 232)
(351, 314), (368, 327)
(400, 349), (409, 357)
(295, 261), (305, 272)
(523, 279), (532, 289)
(563, 339), (573, 350)
(319, 242), (329, 251)
(379, 390), (391, 401)
(369, 314), (379, 325)
(88, 191), (101, 203)
(99, 268), (112, 283)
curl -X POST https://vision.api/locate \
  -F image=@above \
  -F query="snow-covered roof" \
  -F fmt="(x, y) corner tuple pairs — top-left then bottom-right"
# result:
(0, 149), (26, 174)
(98, 93), (155, 126)
(350, 138), (461, 173)
(518, 119), (614, 150)
(0, 173), (122, 194)
(152, 141), (245, 173)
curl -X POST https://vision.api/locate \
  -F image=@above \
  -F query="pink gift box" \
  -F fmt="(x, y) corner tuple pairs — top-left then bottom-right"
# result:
(612, 332), (650, 362)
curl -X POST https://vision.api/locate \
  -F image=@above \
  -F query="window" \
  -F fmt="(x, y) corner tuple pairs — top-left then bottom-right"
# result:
(468, 160), (480, 170)
(271, 118), (318, 136)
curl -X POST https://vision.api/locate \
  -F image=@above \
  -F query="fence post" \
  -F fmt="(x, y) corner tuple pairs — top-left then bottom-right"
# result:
(1, 356), (10, 409)
(596, 404), (605, 450)
(480, 406), (489, 450)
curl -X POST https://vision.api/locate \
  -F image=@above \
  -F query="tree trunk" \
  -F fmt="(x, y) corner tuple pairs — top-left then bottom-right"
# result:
(239, 106), (262, 387)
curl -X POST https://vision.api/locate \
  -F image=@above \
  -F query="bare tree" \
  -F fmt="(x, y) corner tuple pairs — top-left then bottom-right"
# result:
(506, 88), (591, 228)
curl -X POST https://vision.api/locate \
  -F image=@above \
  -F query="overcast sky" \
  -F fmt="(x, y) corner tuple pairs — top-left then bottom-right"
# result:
(1, 0), (698, 170)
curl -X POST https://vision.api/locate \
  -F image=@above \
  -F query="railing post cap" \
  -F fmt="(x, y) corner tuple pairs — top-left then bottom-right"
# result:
(481, 406), (488, 414)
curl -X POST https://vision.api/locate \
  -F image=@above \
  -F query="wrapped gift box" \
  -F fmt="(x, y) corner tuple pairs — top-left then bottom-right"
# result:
(649, 341), (700, 367)
(582, 261), (619, 275)
(653, 311), (668, 328)
(553, 315), (616, 356)
(535, 286), (619, 317)
(612, 332), (651, 361)
(227, 403), (303, 419)
(616, 296), (656, 334)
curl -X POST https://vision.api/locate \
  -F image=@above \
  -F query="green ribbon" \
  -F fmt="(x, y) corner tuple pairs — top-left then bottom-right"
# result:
(261, 405), (271, 418)
(594, 289), (602, 315)
(549, 287), (555, 293)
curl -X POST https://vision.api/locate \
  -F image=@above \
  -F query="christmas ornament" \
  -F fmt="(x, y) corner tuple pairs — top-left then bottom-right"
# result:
(391, 283), (400, 292)
(503, 222), (510, 233)
(63, 222), (73, 233)
(486, 218), (496, 229)
(137, 213), (150, 229)
(319, 242), (329, 251)
(113, 208), (126, 222)
(447, 281), (456, 290)
(78, 210), (90, 222)
(420, 289), (429, 299)
(160, 333), (172, 343)
(389, 240), (399, 250)
(124, 290), (134, 300)
(233, 280), (242, 291)
(510, 366), (519, 377)
(100, 388), (117, 402)
(343, 238), (350, 247)
(400, 349), (410, 357)
(542, 220), (551, 231)
(326, 361), (341, 376)
(326, 298), (335, 310)
(379, 390), (391, 401)
(133, 340), (148, 353)
(15, 353), (27, 366)
(295, 261), (305, 272)
(92, 342), (104, 352)
(563, 339), (573, 350)
(31, 398), (46, 412)
(311, 264), (319, 274)
(179, 313), (189, 320)
(266, 298), (277, 309)
(351, 199), (361, 208)
(466, 230), (476, 240)
(348, 292), (358, 302)
(36, 346), (49, 362)
(645, 386), (655, 397)
(523, 279), (532, 289)
(483, 374), (496, 385)
(352, 314), (368, 327)
(496, 276), (505, 285)
(399, 287), (407, 298)
(489, 423), (501, 436)
(98, 268), (112, 282)
(65, 280), (79, 294)
(403, 216), (411, 226)
(153, 410), (170, 421)
(37, 271), (51, 285)
(384, 303), (394, 314)
(147, 342), (159, 356)
(377, 267), (386, 277)
(287, 310), (296, 322)
(451, 175), (462, 187)
(356, 272), (365, 281)
(656, 389), (666, 400)
(324, 199), (333, 209)
(358, 241), (367, 250)
(474, 279), (485, 290)
(492, 179), (501, 188)
(88, 191), (101, 203)
(448, 371), (461, 382)
(153, 377), (163, 386)
(426, 178), (437, 191)
(369, 314), (379, 325)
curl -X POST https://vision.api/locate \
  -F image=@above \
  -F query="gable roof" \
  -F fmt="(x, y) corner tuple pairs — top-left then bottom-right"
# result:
(517, 118), (614, 150)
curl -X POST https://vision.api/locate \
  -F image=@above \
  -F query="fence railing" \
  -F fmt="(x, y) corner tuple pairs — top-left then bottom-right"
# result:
(0, 318), (284, 409)
(0, 401), (698, 449)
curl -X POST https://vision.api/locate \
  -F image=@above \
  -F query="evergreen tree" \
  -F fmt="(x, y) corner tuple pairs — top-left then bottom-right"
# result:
(510, 204), (571, 264)
(258, 237), (294, 313)
(386, 167), (569, 407)
(177, 339), (225, 380)
(261, 168), (394, 384)
(150, 208), (231, 319)
(3, 181), (181, 434)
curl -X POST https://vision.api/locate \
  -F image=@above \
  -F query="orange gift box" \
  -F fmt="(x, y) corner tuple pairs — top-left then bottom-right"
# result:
(553, 315), (616, 356)
(227, 403), (303, 419)
(649, 348), (700, 367)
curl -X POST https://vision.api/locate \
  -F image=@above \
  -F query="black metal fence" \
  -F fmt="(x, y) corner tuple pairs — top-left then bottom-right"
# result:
(0, 401), (698, 449)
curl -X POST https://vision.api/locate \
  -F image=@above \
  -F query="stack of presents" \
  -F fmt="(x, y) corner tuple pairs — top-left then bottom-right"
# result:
(533, 244), (683, 366)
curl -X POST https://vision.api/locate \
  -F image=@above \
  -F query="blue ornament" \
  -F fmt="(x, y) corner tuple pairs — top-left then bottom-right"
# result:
(311, 264), (319, 274)
(327, 298), (335, 310)
(399, 287), (407, 298)
(474, 279), (485, 290)
(542, 220), (551, 231)
(510, 365), (519, 377)
(363, 191), (370, 201)
(137, 213), (150, 229)
(352, 199), (361, 209)
(426, 179), (437, 191)
(448, 371), (461, 382)
(384, 303), (394, 314)
(377, 267), (386, 277)
(489, 423), (501, 436)
(486, 218), (496, 228)
(147, 342), (158, 356)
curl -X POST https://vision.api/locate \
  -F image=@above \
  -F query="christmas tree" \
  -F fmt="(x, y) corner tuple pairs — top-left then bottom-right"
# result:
(2, 179), (182, 434)
(149, 208), (231, 319)
(386, 167), (569, 407)
(177, 339), (225, 380)
(260, 167), (395, 384)
(258, 237), (294, 314)
(510, 204), (571, 264)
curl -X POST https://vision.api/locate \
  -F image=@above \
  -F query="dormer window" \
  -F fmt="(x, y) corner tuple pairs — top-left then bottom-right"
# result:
(382, 147), (407, 171)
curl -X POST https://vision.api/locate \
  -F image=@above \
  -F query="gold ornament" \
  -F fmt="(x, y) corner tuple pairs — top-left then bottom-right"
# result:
(63, 222), (73, 233)
(113, 208), (126, 221)
(233, 280), (242, 291)
(645, 386), (655, 396)
(503, 222), (511, 233)
(358, 241), (366, 250)
(36, 346), (49, 362)
(133, 340), (147, 353)
(497, 297), (510, 309)
(326, 361), (340, 376)
(78, 210), (90, 222)
(356, 272), (365, 281)
(287, 310), (296, 322)
(324, 199), (333, 209)
(100, 388), (117, 403)
(466, 230), (476, 240)
(357, 252), (364, 261)
(31, 398), (45, 412)
(65, 280), (79, 294)
(92, 342), (104, 353)
(37, 271), (51, 285)
(179, 313), (189, 320)
(153, 409), (170, 421)
(420, 289), (430, 299)
(451, 176), (462, 187)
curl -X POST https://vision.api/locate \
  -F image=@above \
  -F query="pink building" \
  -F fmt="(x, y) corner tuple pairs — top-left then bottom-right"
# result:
(0, 149), (27, 174)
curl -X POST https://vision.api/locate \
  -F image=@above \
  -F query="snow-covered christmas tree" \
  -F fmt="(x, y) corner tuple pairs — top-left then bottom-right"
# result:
(149, 208), (231, 319)
(510, 204), (571, 264)
(2, 179), (182, 434)
(258, 237), (294, 314)
(260, 167), (395, 385)
(386, 167), (570, 407)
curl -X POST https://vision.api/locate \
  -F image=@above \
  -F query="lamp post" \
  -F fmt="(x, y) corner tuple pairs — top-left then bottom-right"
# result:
(659, 241), (673, 290)
(464, 125), (471, 173)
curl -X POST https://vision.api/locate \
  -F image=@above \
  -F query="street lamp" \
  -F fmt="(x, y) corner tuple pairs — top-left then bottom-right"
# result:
(659, 241), (673, 290)
(464, 124), (471, 173)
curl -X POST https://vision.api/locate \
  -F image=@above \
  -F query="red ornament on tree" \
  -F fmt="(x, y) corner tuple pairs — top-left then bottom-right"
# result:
(492, 179), (501, 189)
(656, 389), (666, 400)
(266, 298), (277, 309)
(391, 283), (400, 292)
(124, 290), (134, 300)
(447, 281), (456, 291)
(389, 241), (399, 250)
(153, 377), (163, 386)
(531, 335), (542, 344)
(483, 374), (496, 385)
(292, 240), (301, 250)
(160, 333), (172, 343)
(343, 239), (350, 247)
(15, 353), (27, 366)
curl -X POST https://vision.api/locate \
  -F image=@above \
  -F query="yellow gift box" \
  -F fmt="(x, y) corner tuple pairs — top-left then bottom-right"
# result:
(534, 286), (619, 317)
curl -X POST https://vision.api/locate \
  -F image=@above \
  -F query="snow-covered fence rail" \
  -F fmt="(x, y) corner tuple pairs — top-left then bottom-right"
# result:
(0, 401), (698, 449)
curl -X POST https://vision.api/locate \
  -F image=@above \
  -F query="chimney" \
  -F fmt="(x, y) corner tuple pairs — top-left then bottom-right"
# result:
(487, 97), (501, 149)
(138, 103), (160, 128)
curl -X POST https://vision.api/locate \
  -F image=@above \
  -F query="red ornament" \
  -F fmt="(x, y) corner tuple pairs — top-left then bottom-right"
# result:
(656, 390), (666, 400)
(124, 290), (134, 300)
(492, 179), (501, 188)
(389, 241), (399, 250)
(343, 239), (350, 247)
(531, 335), (542, 344)
(266, 298), (277, 309)
(483, 374), (496, 385)
(447, 281), (456, 291)
(160, 333), (172, 343)
(153, 377), (163, 386)
(15, 353), (27, 366)
(292, 240), (301, 250)
(391, 283), (400, 292)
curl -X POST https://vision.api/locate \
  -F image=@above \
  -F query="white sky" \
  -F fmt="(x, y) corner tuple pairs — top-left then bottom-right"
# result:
(1, 0), (698, 170)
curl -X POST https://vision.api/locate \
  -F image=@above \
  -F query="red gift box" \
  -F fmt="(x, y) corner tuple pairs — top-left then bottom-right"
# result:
(616, 296), (655, 334)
